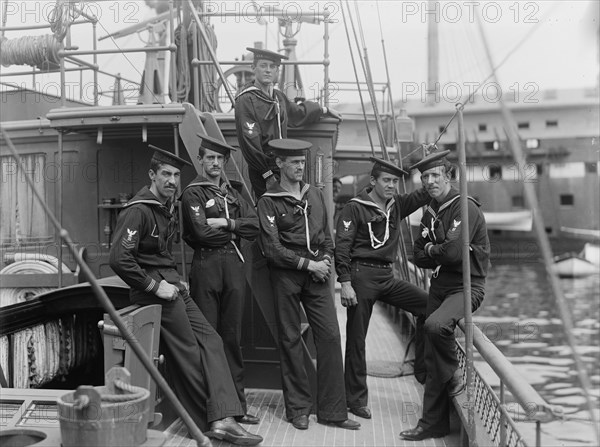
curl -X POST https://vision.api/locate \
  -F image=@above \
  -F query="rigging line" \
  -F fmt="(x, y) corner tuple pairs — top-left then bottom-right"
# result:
(339, 0), (375, 156)
(93, 14), (164, 105)
(375, 0), (421, 285)
(476, 11), (600, 443)
(346, 0), (388, 158)
(429, 11), (550, 148)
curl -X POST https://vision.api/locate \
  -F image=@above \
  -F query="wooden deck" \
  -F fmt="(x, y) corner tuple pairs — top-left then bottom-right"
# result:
(164, 293), (462, 447)
(0, 290), (463, 447)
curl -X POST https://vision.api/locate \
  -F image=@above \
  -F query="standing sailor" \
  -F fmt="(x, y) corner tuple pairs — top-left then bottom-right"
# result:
(180, 135), (260, 425)
(257, 138), (360, 431)
(234, 47), (341, 198)
(335, 157), (430, 420)
(109, 147), (263, 445)
(400, 148), (490, 441)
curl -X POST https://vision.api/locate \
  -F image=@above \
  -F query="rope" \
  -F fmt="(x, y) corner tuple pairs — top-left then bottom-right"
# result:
(346, 1), (388, 158)
(409, 3), (552, 153)
(339, 1), (375, 155)
(175, 21), (191, 102)
(0, 35), (60, 68)
(48, 0), (80, 42)
(93, 15), (163, 105)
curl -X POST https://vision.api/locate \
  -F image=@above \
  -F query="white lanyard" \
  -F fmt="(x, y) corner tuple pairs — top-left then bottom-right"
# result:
(275, 98), (282, 139)
(217, 192), (245, 263)
(367, 210), (391, 249)
(299, 201), (318, 257)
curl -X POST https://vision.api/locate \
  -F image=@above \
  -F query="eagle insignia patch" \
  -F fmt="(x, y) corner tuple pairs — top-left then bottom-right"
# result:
(245, 121), (255, 136)
(121, 228), (137, 249)
(343, 220), (352, 232)
(267, 215), (275, 227)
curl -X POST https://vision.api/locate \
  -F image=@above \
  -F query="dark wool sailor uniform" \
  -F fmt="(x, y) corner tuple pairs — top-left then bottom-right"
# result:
(109, 186), (243, 431)
(234, 82), (323, 197)
(257, 181), (348, 422)
(180, 175), (259, 413)
(335, 187), (430, 409)
(413, 187), (490, 435)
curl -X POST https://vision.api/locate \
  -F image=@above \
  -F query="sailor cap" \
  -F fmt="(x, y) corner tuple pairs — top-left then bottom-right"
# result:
(268, 138), (312, 156)
(149, 145), (192, 169)
(198, 134), (236, 156)
(246, 47), (288, 64)
(409, 148), (451, 173)
(369, 157), (409, 177)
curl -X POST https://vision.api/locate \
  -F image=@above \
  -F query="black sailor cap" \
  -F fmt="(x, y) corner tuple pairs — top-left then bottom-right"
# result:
(409, 149), (451, 173)
(149, 144), (192, 169)
(246, 47), (288, 64)
(369, 156), (409, 177)
(198, 134), (236, 156)
(268, 138), (312, 156)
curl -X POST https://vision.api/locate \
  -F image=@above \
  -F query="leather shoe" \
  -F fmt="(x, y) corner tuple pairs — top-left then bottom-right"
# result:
(291, 414), (309, 430)
(399, 425), (447, 441)
(318, 418), (361, 430)
(448, 369), (465, 397)
(235, 413), (260, 425)
(349, 406), (372, 419)
(207, 417), (263, 445)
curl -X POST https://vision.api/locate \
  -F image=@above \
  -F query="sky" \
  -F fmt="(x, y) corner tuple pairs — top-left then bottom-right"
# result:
(1, 0), (598, 106)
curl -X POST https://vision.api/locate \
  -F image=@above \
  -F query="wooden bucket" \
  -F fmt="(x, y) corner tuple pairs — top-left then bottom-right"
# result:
(57, 368), (150, 447)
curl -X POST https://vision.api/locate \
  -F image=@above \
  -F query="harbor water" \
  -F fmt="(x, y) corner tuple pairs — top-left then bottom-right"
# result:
(474, 260), (600, 446)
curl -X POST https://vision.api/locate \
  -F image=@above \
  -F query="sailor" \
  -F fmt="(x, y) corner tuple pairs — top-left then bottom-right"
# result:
(399, 147), (490, 441)
(109, 147), (263, 445)
(334, 157), (430, 420)
(180, 135), (260, 425)
(234, 47), (342, 198)
(257, 138), (360, 431)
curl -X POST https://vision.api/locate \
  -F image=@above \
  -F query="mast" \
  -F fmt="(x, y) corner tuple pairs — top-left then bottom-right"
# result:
(475, 12), (600, 446)
(426, 0), (439, 107)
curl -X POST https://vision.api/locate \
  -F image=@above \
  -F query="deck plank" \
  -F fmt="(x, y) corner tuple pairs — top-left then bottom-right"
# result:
(164, 295), (461, 447)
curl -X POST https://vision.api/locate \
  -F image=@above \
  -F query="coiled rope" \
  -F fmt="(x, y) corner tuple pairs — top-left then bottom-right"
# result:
(0, 0), (81, 69)
(48, 0), (80, 42)
(0, 35), (61, 68)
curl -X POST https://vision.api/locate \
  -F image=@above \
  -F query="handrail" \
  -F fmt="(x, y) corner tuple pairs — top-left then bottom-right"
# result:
(457, 320), (560, 423)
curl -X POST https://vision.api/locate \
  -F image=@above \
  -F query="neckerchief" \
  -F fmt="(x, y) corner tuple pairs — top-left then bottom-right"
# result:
(367, 209), (391, 249)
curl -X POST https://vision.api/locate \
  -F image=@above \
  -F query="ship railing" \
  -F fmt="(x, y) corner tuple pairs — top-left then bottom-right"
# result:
(1, 3), (335, 110)
(454, 320), (562, 447)
(0, 6), (142, 106)
(389, 307), (561, 447)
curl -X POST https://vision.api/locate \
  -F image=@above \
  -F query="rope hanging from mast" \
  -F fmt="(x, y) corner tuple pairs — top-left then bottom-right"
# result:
(48, 0), (80, 42)
(339, 1), (375, 156)
(344, 0), (388, 159)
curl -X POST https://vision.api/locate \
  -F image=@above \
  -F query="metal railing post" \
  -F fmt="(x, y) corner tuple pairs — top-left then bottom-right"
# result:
(500, 381), (507, 446)
(456, 104), (476, 445)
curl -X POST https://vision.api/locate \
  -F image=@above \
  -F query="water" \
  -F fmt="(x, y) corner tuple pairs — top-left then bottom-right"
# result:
(475, 260), (600, 446)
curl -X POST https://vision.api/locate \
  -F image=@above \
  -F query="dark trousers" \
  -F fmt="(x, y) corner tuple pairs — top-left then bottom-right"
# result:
(345, 262), (428, 409)
(190, 247), (247, 412)
(131, 280), (242, 431)
(418, 276), (485, 434)
(269, 266), (348, 421)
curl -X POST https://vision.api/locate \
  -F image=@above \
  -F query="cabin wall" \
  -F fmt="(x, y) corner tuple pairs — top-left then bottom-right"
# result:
(0, 90), (88, 122)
